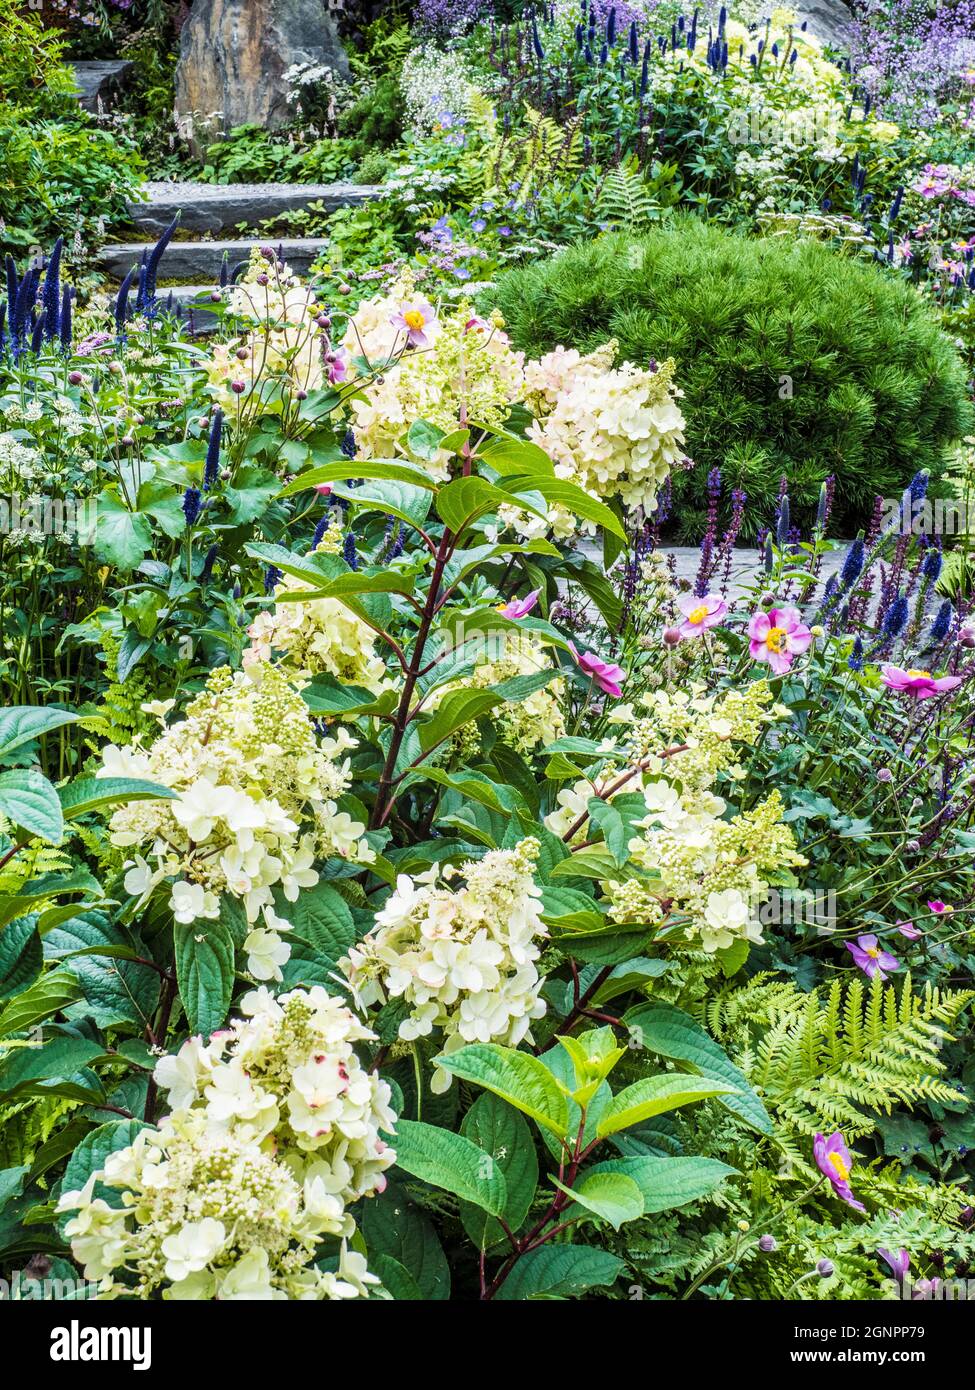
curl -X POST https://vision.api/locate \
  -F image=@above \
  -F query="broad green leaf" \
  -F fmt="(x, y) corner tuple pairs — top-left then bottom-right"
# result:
(459, 1092), (538, 1249)
(0, 770), (64, 843)
(554, 1171), (644, 1230)
(494, 1245), (625, 1301)
(392, 1118), (507, 1217)
(0, 1165), (27, 1209)
(0, 1036), (108, 1100)
(436, 1043), (569, 1139)
(416, 689), (503, 755)
(279, 459), (439, 496)
(0, 970), (81, 1037)
(360, 1181), (450, 1300)
(280, 881), (356, 969)
(94, 490), (152, 570)
(624, 1003), (772, 1135)
(0, 918), (42, 1000)
(591, 958), (669, 1007)
(438, 476), (544, 538)
(58, 777), (177, 820)
(174, 918), (235, 1036)
(45, 912), (159, 1029)
(596, 1074), (739, 1138)
(584, 1155), (738, 1212)
(370, 1252), (425, 1300)
(0, 707), (80, 760)
(502, 476), (626, 540)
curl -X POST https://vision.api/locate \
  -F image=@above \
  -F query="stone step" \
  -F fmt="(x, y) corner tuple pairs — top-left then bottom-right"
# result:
(98, 237), (329, 284)
(154, 286), (222, 332)
(127, 181), (382, 237)
(70, 60), (134, 112)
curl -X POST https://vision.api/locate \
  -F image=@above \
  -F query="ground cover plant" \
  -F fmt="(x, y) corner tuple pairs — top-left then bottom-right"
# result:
(0, 0), (973, 1308)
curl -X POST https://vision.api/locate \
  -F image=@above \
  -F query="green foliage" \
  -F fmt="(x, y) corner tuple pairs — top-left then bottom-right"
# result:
(493, 218), (973, 535)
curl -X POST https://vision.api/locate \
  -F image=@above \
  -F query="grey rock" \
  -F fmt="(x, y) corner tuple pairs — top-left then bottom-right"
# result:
(174, 0), (349, 156)
(795, 0), (854, 49)
(127, 181), (382, 236)
(69, 60), (135, 112)
(98, 236), (328, 283)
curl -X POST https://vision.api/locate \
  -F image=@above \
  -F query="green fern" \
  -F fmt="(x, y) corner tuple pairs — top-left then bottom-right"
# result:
(718, 974), (971, 1147)
(595, 162), (657, 233)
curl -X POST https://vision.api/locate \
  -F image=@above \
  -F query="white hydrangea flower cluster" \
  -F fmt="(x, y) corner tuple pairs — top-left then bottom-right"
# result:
(342, 277), (524, 476)
(543, 680), (805, 952)
(610, 781), (806, 953)
(340, 838), (548, 1091)
(244, 527), (389, 692)
(58, 986), (396, 1301)
(521, 340), (686, 527)
(98, 665), (373, 981)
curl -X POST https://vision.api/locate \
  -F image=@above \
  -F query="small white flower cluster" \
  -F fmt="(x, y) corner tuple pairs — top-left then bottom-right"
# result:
(99, 664), (373, 981)
(58, 986), (397, 1300)
(400, 44), (480, 140)
(341, 838), (548, 1091)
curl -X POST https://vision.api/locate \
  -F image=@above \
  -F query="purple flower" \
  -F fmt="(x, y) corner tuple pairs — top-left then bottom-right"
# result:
(878, 1248), (910, 1281)
(470, 218), (486, 233)
(498, 590), (539, 620)
(389, 298), (437, 348)
(498, 226), (512, 238)
(814, 1131), (866, 1213)
(567, 642), (626, 698)
(896, 920), (922, 939)
(845, 933), (900, 981)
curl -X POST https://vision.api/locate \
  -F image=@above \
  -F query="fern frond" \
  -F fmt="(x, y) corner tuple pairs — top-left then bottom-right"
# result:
(595, 163), (657, 233)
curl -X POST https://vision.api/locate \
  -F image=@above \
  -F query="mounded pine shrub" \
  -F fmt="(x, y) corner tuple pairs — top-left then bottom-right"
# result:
(492, 218), (973, 537)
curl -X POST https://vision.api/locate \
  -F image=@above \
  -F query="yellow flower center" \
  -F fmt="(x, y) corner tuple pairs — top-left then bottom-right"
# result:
(688, 604), (710, 626)
(865, 946), (880, 959)
(765, 626), (788, 653)
(828, 1152), (850, 1182)
(906, 669), (931, 679)
(403, 309), (425, 332)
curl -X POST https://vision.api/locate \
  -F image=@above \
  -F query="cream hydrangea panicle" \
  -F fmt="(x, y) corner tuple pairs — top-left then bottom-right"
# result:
(340, 838), (548, 1091)
(98, 665), (373, 980)
(58, 987), (395, 1301)
(243, 523), (388, 691)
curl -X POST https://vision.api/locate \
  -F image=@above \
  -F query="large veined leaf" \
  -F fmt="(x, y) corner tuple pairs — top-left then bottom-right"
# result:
(554, 1171), (644, 1230)
(494, 1245), (625, 1300)
(437, 476), (545, 538)
(437, 1043), (569, 1139)
(625, 1002), (772, 1135)
(174, 917), (235, 1036)
(459, 1092), (538, 1249)
(596, 1074), (739, 1138)
(360, 1181), (450, 1300)
(0, 1036), (109, 1100)
(44, 912), (160, 1030)
(0, 769), (63, 843)
(0, 917), (42, 1001)
(58, 776), (177, 820)
(280, 880), (357, 969)
(328, 479), (433, 530)
(583, 1155), (738, 1212)
(392, 1118), (508, 1217)
(0, 707), (80, 760)
(502, 476), (627, 540)
(0, 969), (81, 1038)
(279, 459), (439, 495)
(416, 689), (504, 755)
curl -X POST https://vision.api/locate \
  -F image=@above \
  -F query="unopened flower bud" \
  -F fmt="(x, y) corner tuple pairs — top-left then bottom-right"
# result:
(235, 347), (249, 361)
(296, 389), (308, 400)
(68, 370), (82, 386)
(758, 1234), (777, 1253)
(231, 380), (246, 394)
(817, 1259), (834, 1278)
(663, 627), (682, 646)
(876, 767), (893, 783)
(339, 283), (352, 295)
(257, 273), (269, 286)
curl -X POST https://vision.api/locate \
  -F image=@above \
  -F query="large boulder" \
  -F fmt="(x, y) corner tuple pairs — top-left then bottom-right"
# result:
(174, 0), (348, 155)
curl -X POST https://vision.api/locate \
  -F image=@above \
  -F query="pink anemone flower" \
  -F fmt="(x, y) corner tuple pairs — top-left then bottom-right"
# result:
(814, 1131), (866, 1212)
(676, 591), (728, 639)
(389, 299), (437, 347)
(498, 590), (539, 620)
(845, 933), (900, 981)
(747, 606), (812, 675)
(880, 664), (962, 700)
(567, 642), (625, 698)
